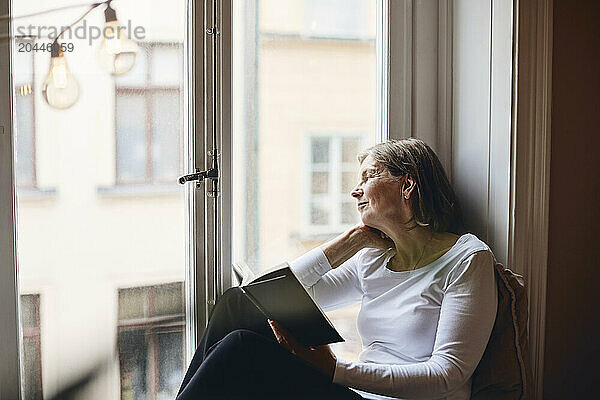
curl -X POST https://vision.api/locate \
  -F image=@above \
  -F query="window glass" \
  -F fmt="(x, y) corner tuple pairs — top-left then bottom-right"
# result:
(20, 294), (42, 400)
(157, 331), (185, 397)
(311, 171), (328, 194)
(13, 2), (189, 399)
(116, 95), (147, 183)
(341, 137), (360, 163)
(114, 46), (148, 87)
(116, 44), (182, 184)
(233, 0), (377, 362)
(118, 287), (147, 320)
(153, 283), (184, 316)
(13, 43), (35, 189)
(118, 329), (148, 400)
(150, 46), (182, 87)
(341, 171), (356, 193)
(152, 92), (181, 182)
(310, 203), (329, 225)
(311, 137), (330, 164)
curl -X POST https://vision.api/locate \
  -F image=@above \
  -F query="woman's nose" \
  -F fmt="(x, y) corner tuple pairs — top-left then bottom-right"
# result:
(351, 187), (363, 199)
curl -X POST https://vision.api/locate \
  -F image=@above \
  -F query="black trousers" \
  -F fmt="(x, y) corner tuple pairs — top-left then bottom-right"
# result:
(175, 286), (364, 400)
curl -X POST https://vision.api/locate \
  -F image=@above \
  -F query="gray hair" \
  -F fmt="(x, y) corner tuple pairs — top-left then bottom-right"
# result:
(358, 138), (464, 234)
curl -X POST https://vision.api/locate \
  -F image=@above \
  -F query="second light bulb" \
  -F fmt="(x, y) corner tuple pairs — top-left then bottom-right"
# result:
(98, 3), (139, 75)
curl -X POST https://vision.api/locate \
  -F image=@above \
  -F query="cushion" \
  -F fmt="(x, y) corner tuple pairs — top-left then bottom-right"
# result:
(470, 262), (532, 400)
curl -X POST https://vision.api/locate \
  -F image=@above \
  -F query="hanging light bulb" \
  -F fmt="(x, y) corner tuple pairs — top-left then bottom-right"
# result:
(98, 2), (138, 75)
(42, 44), (79, 109)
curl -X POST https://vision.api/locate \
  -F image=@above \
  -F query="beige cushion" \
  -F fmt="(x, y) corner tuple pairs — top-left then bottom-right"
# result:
(470, 263), (533, 400)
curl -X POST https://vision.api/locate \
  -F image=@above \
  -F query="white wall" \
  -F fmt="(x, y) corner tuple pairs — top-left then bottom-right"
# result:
(452, 0), (513, 265)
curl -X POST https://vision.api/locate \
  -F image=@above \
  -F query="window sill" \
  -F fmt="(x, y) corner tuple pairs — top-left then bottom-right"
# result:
(97, 184), (182, 197)
(16, 188), (57, 200)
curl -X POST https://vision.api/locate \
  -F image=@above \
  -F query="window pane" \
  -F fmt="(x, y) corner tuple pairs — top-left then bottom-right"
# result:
(341, 171), (356, 194)
(233, 0), (378, 363)
(341, 137), (360, 163)
(152, 92), (181, 183)
(153, 283), (184, 317)
(311, 171), (328, 194)
(20, 294), (38, 328)
(311, 137), (330, 164)
(310, 203), (329, 225)
(13, 1), (189, 399)
(118, 330), (149, 400)
(20, 294), (42, 400)
(13, 44), (33, 85)
(15, 94), (35, 187)
(119, 287), (147, 320)
(115, 46), (148, 87)
(22, 337), (42, 400)
(150, 46), (183, 87)
(157, 331), (184, 399)
(117, 95), (147, 183)
(341, 201), (359, 224)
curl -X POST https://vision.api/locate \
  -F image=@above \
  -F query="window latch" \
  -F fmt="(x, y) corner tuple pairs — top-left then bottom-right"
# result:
(178, 167), (218, 186)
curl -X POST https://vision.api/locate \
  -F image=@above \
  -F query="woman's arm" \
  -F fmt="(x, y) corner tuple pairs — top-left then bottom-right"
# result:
(289, 246), (364, 312)
(332, 250), (498, 398)
(289, 224), (394, 312)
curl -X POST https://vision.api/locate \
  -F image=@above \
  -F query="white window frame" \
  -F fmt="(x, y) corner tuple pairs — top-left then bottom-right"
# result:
(0, 0), (22, 397)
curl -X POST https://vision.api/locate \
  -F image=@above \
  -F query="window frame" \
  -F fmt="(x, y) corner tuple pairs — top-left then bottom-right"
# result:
(114, 41), (184, 186)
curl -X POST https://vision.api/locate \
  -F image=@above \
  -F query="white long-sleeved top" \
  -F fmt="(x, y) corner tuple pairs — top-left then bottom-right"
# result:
(288, 233), (498, 400)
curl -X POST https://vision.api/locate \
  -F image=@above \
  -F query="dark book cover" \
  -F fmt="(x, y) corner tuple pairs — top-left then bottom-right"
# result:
(239, 264), (344, 348)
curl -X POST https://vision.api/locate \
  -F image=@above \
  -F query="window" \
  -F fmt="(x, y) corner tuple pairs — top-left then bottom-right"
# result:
(115, 43), (183, 185)
(13, 40), (36, 188)
(307, 135), (362, 234)
(117, 282), (185, 400)
(20, 294), (43, 400)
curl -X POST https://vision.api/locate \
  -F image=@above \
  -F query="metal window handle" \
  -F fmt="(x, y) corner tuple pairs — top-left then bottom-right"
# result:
(178, 167), (218, 185)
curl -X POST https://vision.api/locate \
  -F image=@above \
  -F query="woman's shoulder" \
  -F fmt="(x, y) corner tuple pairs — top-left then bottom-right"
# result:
(456, 233), (494, 260)
(441, 233), (496, 282)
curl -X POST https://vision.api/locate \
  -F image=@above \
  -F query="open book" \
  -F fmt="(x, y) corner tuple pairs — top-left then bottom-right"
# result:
(232, 262), (344, 348)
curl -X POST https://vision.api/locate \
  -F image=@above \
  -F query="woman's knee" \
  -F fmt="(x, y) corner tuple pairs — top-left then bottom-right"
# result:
(210, 329), (268, 364)
(221, 328), (262, 347)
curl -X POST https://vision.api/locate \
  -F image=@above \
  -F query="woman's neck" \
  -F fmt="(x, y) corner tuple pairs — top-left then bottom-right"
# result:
(384, 226), (434, 270)
(384, 227), (460, 271)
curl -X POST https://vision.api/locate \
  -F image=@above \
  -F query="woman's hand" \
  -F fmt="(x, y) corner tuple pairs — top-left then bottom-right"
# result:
(268, 319), (337, 380)
(350, 223), (395, 250)
(321, 224), (395, 268)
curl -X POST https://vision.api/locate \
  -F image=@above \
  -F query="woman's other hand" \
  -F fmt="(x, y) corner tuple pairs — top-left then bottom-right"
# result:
(321, 224), (394, 268)
(268, 319), (337, 380)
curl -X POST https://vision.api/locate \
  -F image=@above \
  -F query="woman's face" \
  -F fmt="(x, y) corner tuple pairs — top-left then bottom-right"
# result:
(351, 155), (406, 229)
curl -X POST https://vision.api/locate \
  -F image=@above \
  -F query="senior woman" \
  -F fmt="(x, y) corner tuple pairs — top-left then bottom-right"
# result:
(175, 138), (498, 400)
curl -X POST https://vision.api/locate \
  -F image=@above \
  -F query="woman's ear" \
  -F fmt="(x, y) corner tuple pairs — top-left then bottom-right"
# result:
(402, 175), (416, 200)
